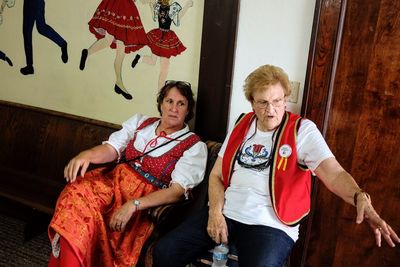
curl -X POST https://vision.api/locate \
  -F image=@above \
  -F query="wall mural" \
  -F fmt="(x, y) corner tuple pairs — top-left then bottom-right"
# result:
(20, 0), (68, 75)
(79, 0), (148, 100)
(0, 0), (14, 67)
(135, 0), (193, 91)
(0, 0), (203, 124)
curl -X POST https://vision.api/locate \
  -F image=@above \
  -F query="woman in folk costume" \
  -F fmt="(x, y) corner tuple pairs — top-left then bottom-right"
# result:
(131, 0), (193, 90)
(79, 0), (148, 100)
(48, 81), (207, 266)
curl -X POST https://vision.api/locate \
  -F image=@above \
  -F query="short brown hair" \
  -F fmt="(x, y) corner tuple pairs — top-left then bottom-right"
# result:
(157, 81), (195, 122)
(243, 65), (292, 102)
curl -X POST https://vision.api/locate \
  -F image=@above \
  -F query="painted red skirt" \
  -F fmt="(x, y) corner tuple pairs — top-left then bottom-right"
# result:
(88, 0), (148, 53)
(146, 28), (186, 58)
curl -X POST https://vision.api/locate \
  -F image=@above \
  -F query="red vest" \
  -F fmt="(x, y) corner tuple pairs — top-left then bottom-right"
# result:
(222, 112), (311, 226)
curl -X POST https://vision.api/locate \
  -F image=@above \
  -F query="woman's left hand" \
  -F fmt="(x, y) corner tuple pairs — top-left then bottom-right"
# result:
(109, 201), (137, 232)
(356, 193), (400, 247)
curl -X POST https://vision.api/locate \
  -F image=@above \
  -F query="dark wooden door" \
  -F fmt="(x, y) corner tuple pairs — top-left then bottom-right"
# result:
(301, 0), (400, 266)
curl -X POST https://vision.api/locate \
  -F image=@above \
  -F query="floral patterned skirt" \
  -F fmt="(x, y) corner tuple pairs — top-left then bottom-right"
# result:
(49, 164), (157, 267)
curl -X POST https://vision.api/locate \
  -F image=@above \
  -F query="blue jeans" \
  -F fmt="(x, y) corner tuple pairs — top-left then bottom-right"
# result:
(153, 207), (294, 267)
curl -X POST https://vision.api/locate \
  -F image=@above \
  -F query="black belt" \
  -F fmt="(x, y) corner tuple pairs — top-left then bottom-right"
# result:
(129, 162), (168, 189)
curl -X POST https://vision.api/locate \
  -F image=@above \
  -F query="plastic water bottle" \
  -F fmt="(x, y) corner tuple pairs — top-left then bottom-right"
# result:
(212, 243), (229, 267)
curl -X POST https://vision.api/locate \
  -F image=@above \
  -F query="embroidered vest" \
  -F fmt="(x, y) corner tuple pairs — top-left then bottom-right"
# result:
(222, 112), (311, 226)
(124, 117), (200, 185)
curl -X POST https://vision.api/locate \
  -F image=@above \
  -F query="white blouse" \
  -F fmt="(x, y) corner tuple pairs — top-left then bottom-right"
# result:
(104, 114), (207, 191)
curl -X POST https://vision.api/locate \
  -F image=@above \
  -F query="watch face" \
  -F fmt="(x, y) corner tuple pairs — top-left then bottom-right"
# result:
(134, 200), (140, 206)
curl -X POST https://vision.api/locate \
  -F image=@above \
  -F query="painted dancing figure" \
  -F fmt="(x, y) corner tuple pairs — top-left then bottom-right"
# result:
(132, 0), (193, 90)
(20, 0), (68, 75)
(80, 0), (148, 100)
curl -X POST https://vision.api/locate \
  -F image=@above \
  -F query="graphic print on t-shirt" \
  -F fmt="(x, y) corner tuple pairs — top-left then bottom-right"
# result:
(237, 143), (271, 171)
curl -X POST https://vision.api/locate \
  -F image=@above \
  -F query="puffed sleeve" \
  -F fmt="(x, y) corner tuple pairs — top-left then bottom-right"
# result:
(170, 139), (207, 193)
(169, 2), (182, 26)
(153, 2), (160, 21)
(103, 114), (148, 160)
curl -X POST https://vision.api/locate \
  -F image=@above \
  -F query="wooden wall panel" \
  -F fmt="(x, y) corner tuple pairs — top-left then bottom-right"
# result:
(194, 0), (239, 142)
(299, 0), (346, 266)
(303, 0), (400, 266)
(0, 101), (119, 214)
(302, 0), (345, 132)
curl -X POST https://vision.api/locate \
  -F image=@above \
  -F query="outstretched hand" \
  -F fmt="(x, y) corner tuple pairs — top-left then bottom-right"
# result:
(355, 193), (400, 247)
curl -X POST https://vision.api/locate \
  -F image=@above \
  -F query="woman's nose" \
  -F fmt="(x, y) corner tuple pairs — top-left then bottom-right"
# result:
(266, 102), (275, 112)
(170, 103), (179, 111)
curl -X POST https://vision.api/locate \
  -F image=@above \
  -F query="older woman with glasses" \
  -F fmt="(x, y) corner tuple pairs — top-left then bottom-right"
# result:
(152, 65), (400, 267)
(48, 81), (207, 267)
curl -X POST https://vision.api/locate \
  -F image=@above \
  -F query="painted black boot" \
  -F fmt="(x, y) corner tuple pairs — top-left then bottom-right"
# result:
(131, 54), (141, 68)
(61, 41), (68, 63)
(79, 49), (88, 70)
(20, 65), (34, 75)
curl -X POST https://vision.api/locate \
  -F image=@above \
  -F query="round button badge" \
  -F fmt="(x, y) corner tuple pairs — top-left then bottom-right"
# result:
(279, 144), (292, 158)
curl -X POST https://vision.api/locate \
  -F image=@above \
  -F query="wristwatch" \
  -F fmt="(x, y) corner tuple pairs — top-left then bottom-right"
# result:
(133, 199), (141, 210)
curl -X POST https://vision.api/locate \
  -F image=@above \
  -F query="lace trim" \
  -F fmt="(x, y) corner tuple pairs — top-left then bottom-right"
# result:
(51, 233), (60, 258)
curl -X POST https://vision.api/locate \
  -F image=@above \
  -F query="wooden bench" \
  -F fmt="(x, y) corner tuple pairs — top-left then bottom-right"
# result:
(0, 100), (120, 215)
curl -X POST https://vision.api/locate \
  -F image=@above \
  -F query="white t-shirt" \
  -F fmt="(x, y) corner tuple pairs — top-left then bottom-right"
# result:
(104, 114), (207, 191)
(219, 118), (334, 241)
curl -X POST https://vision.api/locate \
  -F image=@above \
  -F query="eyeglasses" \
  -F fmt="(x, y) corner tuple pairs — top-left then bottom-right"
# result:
(165, 80), (191, 88)
(253, 98), (285, 109)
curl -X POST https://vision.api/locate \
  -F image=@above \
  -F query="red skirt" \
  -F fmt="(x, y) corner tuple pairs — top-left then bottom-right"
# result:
(146, 28), (186, 58)
(49, 164), (158, 267)
(88, 0), (148, 53)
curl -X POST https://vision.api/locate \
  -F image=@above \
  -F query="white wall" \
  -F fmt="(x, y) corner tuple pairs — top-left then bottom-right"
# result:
(228, 0), (316, 130)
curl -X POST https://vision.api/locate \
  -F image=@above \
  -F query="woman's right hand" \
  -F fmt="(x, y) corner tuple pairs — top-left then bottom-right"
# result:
(207, 157), (228, 244)
(64, 150), (92, 183)
(63, 144), (118, 183)
(207, 210), (228, 244)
